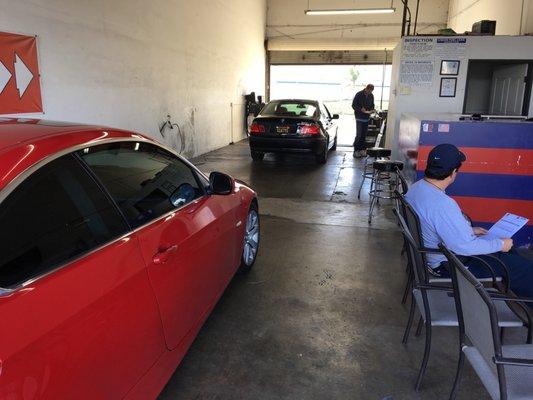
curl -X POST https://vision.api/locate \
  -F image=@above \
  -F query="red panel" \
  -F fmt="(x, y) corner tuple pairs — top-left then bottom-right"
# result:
(453, 195), (533, 224)
(138, 194), (239, 350)
(0, 32), (43, 114)
(417, 145), (533, 176)
(0, 235), (166, 399)
(124, 287), (222, 400)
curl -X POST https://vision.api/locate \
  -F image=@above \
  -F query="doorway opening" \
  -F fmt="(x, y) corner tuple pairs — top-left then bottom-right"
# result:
(463, 60), (533, 116)
(270, 64), (392, 146)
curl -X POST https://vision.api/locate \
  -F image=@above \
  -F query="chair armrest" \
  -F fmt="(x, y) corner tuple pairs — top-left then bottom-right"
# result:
(493, 356), (533, 367)
(490, 294), (533, 303)
(476, 254), (511, 293)
(416, 283), (454, 293)
(466, 255), (499, 288)
(490, 293), (533, 329)
(435, 248), (505, 291)
(418, 247), (443, 254)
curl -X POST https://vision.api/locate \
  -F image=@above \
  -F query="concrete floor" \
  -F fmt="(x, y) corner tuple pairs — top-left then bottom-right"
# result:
(158, 141), (498, 400)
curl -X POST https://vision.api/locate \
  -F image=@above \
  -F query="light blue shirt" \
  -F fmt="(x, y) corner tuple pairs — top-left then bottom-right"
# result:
(405, 179), (503, 267)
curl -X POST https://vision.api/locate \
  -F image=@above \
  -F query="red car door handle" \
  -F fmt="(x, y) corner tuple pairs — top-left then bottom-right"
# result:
(153, 244), (178, 265)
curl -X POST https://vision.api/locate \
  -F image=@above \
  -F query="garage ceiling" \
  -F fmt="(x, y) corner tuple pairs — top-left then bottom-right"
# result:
(266, 0), (448, 65)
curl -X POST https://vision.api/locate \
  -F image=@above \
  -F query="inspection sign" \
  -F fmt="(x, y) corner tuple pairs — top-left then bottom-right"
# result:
(0, 31), (43, 114)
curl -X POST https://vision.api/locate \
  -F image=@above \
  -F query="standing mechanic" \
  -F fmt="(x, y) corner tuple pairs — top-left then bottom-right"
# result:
(351, 84), (375, 158)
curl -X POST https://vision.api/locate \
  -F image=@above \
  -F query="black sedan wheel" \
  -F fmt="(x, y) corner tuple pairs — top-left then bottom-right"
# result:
(251, 150), (264, 161)
(316, 145), (328, 164)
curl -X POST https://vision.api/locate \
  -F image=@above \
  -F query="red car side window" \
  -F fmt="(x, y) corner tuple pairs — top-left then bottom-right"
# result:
(79, 142), (204, 229)
(0, 154), (129, 288)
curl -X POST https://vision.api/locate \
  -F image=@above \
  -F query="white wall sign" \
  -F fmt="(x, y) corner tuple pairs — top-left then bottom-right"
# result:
(439, 77), (457, 97)
(402, 37), (435, 58)
(434, 38), (467, 58)
(400, 60), (434, 86)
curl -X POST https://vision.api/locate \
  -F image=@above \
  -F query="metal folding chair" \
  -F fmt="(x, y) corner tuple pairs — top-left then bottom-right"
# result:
(442, 245), (533, 400)
(394, 208), (529, 391)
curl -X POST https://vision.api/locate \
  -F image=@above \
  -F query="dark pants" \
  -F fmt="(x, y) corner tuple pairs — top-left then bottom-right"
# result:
(437, 250), (533, 299)
(354, 119), (369, 151)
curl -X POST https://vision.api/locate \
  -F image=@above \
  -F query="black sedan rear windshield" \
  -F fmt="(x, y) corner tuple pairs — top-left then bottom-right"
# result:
(260, 101), (317, 117)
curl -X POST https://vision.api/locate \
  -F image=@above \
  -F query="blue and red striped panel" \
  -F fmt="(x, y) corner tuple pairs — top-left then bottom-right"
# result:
(418, 121), (531, 149)
(416, 120), (533, 247)
(417, 146), (533, 176)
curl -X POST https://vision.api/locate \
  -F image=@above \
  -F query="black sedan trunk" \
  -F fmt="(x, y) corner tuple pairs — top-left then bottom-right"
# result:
(251, 116), (317, 137)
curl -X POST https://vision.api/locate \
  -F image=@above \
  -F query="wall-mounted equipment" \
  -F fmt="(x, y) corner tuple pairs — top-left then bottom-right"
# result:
(244, 92), (265, 135)
(471, 20), (496, 35)
(159, 114), (186, 154)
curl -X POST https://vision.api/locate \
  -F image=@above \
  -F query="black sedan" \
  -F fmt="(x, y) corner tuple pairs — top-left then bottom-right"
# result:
(248, 99), (339, 164)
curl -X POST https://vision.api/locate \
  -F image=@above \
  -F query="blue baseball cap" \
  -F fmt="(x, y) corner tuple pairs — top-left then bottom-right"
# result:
(426, 144), (466, 174)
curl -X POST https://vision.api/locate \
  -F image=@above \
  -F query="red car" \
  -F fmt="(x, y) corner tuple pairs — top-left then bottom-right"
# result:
(0, 119), (260, 399)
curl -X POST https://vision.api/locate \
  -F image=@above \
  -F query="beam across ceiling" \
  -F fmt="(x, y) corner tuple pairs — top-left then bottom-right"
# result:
(267, 37), (400, 51)
(268, 49), (393, 64)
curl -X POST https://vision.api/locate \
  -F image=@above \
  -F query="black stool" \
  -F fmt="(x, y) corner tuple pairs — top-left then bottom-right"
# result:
(357, 147), (391, 200)
(368, 160), (404, 224)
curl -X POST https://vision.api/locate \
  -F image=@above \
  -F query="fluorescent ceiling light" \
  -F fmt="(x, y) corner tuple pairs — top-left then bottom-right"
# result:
(305, 8), (396, 15)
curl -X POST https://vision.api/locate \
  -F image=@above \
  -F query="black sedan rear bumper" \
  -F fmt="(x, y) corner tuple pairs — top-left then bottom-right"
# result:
(249, 136), (326, 155)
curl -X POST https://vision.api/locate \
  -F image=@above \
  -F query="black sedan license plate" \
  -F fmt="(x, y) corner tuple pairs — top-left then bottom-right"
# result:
(276, 126), (290, 134)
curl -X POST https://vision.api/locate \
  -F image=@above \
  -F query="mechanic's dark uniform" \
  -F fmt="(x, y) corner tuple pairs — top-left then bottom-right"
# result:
(351, 90), (375, 151)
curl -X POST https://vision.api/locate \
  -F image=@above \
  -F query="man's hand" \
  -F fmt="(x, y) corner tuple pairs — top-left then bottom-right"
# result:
(473, 227), (488, 235)
(501, 238), (513, 252)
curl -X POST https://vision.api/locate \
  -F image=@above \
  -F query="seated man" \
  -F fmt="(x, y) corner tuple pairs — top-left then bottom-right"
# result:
(405, 143), (533, 299)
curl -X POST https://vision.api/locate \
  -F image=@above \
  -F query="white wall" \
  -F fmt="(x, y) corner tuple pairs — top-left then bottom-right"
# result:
(527, 0), (533, 33)
(267, 0), (449, 50)
(386, 36), (533, 154)
(448, 0), (533, 35)
(0, 0), (266, 157)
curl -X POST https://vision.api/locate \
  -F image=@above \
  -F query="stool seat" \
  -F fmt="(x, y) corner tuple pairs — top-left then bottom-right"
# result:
(366, 147), (391, 158)
(373, 160), (404, 172)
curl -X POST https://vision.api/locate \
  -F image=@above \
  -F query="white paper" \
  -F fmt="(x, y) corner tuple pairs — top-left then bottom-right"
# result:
(488, 213), (529, 238)
(400, 60), (434, 86)
(440, 78), (457, 97)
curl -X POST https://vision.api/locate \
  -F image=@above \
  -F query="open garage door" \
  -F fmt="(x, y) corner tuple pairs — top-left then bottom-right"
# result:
(269, 63), (392, 146)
